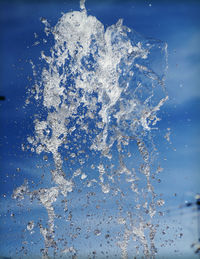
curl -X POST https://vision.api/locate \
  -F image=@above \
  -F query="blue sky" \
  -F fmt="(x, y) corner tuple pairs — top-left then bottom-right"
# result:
(0, 0), (200, 258)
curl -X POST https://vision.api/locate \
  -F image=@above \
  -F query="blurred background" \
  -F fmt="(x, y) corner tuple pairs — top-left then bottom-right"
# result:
(0, 0), (200, 258)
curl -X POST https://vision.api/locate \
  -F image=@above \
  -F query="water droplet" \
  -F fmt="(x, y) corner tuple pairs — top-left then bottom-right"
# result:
(27, 221), (34, 231)
(40, 17), (47, 23)
(81, 173), (87, 180)
(94, 229), (101, 236)
(101, 184), (110, 194)
(43, 155), (48, 161)
(157, 199), (165, 206)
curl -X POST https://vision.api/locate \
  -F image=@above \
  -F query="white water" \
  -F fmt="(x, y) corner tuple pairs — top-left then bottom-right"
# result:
(13, 1), (168, 258)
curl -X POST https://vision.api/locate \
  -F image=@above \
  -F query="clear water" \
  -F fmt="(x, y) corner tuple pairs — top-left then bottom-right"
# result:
(12, 0), (169, 258)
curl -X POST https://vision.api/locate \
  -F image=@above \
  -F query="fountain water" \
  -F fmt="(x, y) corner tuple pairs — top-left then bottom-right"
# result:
(13, 1), (168, 258)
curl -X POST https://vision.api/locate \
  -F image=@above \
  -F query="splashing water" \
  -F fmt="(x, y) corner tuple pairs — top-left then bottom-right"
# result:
(13, 1), (168, 258)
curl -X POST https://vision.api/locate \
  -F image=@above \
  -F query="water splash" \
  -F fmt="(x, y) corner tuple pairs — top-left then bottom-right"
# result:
(13, 1), (168, 258)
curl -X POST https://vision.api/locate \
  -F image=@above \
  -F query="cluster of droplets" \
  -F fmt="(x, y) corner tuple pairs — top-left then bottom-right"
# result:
(13, 0), (168, 258)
